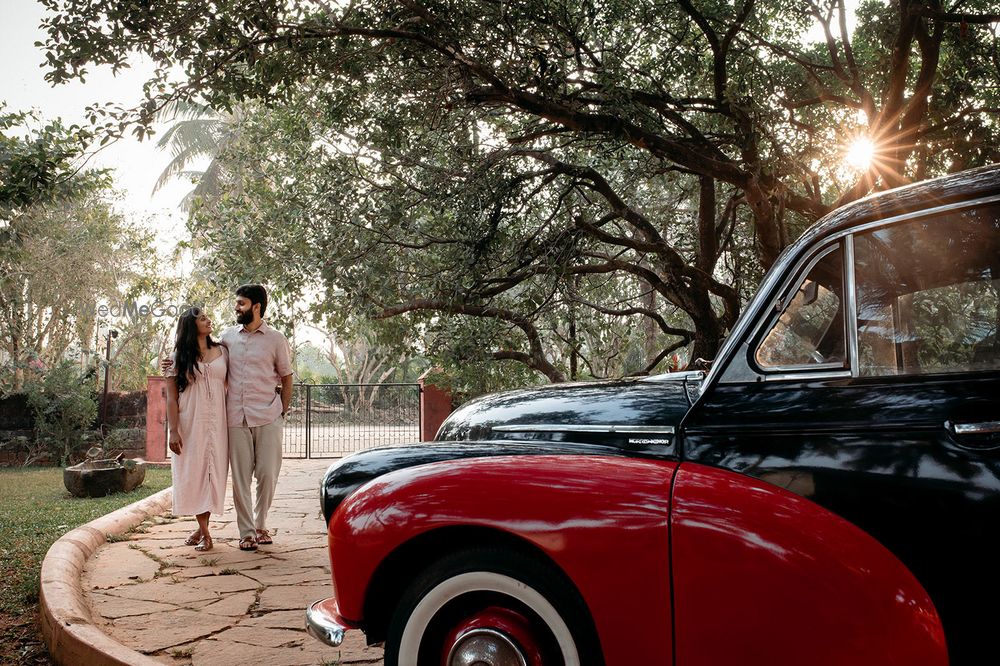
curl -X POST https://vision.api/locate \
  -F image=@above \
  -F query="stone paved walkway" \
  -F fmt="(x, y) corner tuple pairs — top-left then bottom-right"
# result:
(81, 459), (385, 666)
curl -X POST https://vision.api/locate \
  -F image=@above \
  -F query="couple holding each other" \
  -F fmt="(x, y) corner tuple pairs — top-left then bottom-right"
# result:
(164, 284), (294, 552)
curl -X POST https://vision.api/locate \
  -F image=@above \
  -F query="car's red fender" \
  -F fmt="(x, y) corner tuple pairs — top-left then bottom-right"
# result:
(671, 463), (948, 666)
(328, 454), (677, 665)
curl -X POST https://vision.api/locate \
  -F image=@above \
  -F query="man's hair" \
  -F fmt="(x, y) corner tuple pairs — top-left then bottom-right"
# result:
(235, 284), (268, 317)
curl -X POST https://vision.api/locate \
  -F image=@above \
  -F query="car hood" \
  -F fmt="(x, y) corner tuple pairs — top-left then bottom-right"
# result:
(319, 371), (701, 523)
(437, 370), (702, 449)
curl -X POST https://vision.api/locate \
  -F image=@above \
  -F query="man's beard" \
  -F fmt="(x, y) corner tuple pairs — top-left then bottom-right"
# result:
(236, 310), (254, 325)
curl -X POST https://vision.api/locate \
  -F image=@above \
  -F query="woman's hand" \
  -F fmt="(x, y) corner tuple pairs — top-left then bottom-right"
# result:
(169, 433), (183, 455)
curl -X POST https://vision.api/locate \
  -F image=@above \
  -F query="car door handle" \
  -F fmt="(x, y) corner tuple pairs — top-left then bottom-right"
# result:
(948, 421), (1000, 436)
(946, 421), (1000, 451)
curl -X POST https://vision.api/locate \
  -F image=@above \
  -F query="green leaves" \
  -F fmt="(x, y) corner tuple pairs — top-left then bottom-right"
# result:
(0, 116), (158, 392)
(0, 109), (104, 221)
(35, 0), (1000, 388)
(24, 360), (98, 467)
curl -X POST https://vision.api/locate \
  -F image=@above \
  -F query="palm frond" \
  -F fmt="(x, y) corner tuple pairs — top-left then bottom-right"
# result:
(156, 99), (214, 123)
(152, 144), (208, 194)
(191, 160), (225, 203)
(153, 100), (245, 214)
(155, 118), (223, 152)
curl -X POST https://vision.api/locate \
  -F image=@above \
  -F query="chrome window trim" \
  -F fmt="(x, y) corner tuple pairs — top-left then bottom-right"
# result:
(844, 235), (860, 378)
(702, 193), (1000, 393)
(763, 361), (845, 374)
(701, 252), (801, 392)
(764, 370), (852, 382)
(491, 424), (675, 435)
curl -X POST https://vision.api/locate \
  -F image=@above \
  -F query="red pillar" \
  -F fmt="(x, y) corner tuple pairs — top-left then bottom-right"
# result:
(418, 370), (453, 442)
(145, 376), (167, 462)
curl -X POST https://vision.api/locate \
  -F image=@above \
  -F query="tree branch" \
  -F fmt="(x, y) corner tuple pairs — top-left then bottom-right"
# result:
(909, 7), (1000, 24)
(375, 298), (565, 381)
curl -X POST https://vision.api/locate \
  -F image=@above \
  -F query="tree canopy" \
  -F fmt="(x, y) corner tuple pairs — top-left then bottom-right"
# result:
(0, 109), (103, 221)
(37, 0), (1000, 386)
(0, 111), (162, 392)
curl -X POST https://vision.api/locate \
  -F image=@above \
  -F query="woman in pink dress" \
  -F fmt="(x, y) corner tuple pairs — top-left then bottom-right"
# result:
(164, 308), (229, 552)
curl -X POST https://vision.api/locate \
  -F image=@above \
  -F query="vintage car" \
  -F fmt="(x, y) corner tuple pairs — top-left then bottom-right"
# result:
(306, 164), (1000, 666)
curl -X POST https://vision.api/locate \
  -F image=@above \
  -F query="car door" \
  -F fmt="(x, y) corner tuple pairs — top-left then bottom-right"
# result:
(683, 199), (1000, 664)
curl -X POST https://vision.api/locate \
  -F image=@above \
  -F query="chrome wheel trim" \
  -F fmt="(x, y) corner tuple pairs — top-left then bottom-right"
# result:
(447, 627), (528, 666)
(396, 571), (580, 666)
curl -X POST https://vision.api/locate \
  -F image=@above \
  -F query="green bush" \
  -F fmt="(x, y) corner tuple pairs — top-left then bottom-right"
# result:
(25, 361), (98, 466)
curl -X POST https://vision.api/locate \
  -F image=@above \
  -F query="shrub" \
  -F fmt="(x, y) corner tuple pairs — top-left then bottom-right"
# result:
(25, 361), (98, 466)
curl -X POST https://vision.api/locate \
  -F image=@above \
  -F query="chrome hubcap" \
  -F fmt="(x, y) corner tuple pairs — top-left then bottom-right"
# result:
(447, 628), (528, 666)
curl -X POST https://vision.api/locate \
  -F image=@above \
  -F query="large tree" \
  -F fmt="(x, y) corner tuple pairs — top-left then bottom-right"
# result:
(176, 98), (704, 386)
(0, 192), (159, 391)
(0, 111), (161, 391)
(37, 0), (1000, 378)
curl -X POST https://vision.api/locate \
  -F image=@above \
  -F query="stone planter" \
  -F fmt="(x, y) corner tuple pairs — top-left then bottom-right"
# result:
(63, 459), (147, 498)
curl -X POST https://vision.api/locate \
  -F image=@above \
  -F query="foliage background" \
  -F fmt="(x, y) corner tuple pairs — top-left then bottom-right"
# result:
(12, 1), (1000, 398)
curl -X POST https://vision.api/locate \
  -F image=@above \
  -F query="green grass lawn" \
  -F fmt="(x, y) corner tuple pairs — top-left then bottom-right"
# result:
(0, 465), (172, 665)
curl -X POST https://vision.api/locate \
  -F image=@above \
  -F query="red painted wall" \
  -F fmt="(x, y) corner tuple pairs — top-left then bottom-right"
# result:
(418, 370), (452, 441)
(145, 376), (167, 461)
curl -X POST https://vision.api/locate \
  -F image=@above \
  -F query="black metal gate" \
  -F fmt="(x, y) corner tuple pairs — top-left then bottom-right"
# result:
(282, 383), (421, 458)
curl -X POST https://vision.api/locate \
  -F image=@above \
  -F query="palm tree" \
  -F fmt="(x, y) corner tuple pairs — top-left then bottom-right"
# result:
(153, 100), (243, 212)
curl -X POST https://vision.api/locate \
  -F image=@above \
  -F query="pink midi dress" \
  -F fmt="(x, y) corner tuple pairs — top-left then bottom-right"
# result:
(167, 348), (230, 515)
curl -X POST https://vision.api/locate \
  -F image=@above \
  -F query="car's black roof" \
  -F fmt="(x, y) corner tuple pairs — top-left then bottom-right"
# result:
(800, 163), (1000, 248)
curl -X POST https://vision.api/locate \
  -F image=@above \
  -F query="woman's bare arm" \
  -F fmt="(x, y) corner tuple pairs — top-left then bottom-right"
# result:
(165, 377), (183, 454)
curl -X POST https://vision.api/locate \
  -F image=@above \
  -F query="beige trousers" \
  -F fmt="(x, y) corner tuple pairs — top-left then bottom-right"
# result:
(229, 416), (284, 540)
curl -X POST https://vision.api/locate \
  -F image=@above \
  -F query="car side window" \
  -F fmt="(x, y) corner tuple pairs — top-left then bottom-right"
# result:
(854, 205), (1000, 376)
(756, 245), (847, 370)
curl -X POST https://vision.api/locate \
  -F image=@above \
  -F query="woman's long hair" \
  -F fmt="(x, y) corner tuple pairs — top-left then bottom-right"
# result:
(173, 307), (218, 393)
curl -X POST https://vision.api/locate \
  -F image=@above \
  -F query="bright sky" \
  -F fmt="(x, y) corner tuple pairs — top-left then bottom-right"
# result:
(1, 0), (192, 253)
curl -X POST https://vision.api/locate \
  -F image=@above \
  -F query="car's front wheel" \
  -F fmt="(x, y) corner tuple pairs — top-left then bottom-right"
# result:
(384, 547), (601, 666)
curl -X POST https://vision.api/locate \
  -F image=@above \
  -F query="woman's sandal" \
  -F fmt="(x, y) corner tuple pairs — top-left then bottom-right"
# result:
(255, 529), (273, 545)
(238, 536), (258, 551)
(184, 529), (203, 546)
(194, 535), (213, 552)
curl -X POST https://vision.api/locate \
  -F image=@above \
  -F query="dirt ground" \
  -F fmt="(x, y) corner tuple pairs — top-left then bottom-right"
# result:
(0, 610), (52, 665)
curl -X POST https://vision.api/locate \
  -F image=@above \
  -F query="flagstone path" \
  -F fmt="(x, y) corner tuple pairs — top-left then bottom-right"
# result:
(80, 459), (385, 666)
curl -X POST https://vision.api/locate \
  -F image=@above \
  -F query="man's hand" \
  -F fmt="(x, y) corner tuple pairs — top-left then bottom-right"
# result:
(160, 357), (174, 372)
(169, 434), (183, 455)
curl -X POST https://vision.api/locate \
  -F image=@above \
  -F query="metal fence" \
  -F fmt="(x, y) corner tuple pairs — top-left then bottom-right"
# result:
(282, 383), (422, 458)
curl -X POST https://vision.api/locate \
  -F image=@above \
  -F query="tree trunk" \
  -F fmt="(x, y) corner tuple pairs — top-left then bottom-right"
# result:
(641, 282), (659, 363)
(690, 328), (722, 365)
(687, 298), (726, 363)
(745, 179), (783, 269)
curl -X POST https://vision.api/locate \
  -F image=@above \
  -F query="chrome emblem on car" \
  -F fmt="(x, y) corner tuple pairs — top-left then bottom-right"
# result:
(627, 437), (672, 445)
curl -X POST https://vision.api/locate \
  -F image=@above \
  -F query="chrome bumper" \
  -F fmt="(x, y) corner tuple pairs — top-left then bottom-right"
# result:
(306, 598), (347, 647)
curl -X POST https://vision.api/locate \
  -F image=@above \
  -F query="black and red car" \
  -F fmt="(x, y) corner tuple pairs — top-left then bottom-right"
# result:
(307, 165), (1000, 665)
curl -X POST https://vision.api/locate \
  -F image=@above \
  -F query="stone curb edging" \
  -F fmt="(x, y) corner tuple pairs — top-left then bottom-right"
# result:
(39, 486), (174, 666)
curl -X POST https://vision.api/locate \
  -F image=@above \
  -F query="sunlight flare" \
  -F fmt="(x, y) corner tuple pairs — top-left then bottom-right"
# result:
(846, 137), (875, 171)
